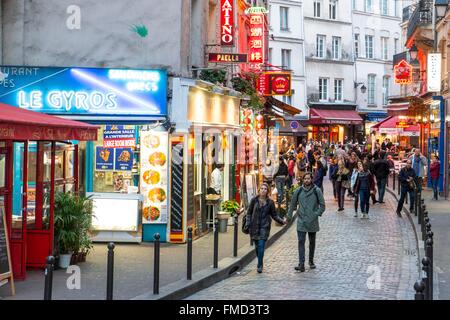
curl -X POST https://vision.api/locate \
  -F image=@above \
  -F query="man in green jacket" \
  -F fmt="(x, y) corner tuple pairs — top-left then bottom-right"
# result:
(287, 172), (326, 272)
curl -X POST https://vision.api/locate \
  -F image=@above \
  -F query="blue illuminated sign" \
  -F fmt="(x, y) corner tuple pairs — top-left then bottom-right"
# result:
(0, 66), (167, 116)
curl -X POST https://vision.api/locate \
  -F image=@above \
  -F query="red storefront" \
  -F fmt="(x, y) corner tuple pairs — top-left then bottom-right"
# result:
(0, 103), (97, 281)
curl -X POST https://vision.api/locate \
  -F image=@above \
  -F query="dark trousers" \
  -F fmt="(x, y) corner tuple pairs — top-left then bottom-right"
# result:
(431, 178), (439, 200)
(287, 174), (294, 189)
(397, 185), (415, 213)
(275, 177), (286, 204)
(359, 190), (370, 214)
(254, 239), (266, 268)
(335, 181), (346, 209)
(377, 177), (387, 202)
(297, 231), (316, 265)
(331, 179), (337, 199)
(354, 193), (359, 212)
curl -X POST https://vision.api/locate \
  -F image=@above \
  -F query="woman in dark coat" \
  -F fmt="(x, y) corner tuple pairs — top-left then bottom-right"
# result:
(245, 183), (286, 273)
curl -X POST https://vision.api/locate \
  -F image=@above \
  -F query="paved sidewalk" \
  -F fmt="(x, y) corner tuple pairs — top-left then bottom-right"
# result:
(1, 215), (284, 300)
(187, 180), (419, 300)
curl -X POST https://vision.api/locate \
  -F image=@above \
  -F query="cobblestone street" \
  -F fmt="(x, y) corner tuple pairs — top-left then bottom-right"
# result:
(186, 179), (419, 300)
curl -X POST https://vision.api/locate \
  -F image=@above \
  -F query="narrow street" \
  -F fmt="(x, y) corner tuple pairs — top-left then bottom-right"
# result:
(186, 179), (419, 300)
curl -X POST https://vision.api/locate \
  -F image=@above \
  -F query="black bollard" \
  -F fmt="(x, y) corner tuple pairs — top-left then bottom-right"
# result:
(233, 215), (238, 257)
(106, 242), (115, 300)
(422, 257), (431, 300)
(414, 280), (426, 300)
(44, 256), (55, 300)
(153, 233), (160, 295)
(187, 227), (193, 280)
(423, 216), (430, 241)
(213, 218), (219, 268)
(426, 237), (434, 300)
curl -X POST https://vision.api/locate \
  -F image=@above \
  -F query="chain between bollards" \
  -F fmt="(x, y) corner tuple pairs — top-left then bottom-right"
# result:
(106, 242), (115, 300)
(43, 255), (55, 300)
(213, 218), (219, 268)
(153, 233), (160, 295)
(187, 227), (193, 280)
(233, 214), (238, 257)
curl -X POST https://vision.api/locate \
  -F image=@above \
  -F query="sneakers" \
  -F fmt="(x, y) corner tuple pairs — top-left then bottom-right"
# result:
(354, 212), (358, 218)
(360, 213), (369, 219)
(338, 208), (344, 212)
(257, 266), (263, 273)
(396, 211), (402, 217)
(295, 264), (305, 272)
(309, 262), (316, 269)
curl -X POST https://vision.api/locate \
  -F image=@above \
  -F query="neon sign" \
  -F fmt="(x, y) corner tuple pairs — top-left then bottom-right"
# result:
(248, 11), (265, 70)
(220, 0), (234, 46)
(0, 66), (167, 116)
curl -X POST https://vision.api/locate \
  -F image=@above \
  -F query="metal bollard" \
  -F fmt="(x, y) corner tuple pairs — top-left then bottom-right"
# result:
(422, 257), (431, 300)
(233, 215), (238, 257)
(213, 218), (219, 268)
(44, 256), (55, 300)
(187, 227), (193, 280)
(106, 242), (115, 300)
(426, 236), (434, 300)
(153, 233), (160, 295)
(414, 280), (426, 300)
(423, 216), (430, 241)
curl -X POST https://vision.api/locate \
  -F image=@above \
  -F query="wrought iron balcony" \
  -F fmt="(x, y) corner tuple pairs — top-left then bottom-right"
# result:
(407, 0), (433, 40)
(403, 5), (413, 22)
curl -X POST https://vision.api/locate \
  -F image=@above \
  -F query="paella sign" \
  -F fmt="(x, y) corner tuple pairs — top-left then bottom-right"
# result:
(394, 60), (412, 84)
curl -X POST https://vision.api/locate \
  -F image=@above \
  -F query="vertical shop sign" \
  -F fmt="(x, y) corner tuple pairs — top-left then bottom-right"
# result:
(427, 53), (442, 92)
(248, 12), (265, 70)
(140, 131), (169, 224)
(221, 0), (234, 46)
(170, 138), (184, 238)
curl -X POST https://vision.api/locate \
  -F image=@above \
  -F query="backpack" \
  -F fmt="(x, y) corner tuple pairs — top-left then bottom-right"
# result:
(295, 186), (320, 208)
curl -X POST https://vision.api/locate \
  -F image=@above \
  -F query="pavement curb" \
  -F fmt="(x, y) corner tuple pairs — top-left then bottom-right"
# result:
(131, 216), (296, 300)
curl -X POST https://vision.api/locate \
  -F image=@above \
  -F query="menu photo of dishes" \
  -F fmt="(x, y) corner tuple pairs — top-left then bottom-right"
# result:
(140, 131), (169, 224)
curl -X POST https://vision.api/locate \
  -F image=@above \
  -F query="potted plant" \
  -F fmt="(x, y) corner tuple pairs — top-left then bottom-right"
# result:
(220, 200), (240, 226)
(54, 192), (93, 268)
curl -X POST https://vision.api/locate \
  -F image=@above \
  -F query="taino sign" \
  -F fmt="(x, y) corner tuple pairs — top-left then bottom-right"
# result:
(220, 0), (234, 46)
(0, 66), (167, 116)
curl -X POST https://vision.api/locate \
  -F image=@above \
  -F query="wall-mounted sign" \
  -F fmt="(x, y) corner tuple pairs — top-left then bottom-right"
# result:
(208, 53), (247, 63)
(0, 66), (167, 116)
(103, 125), (136, 148)
(220, 0), (234, 46)
(427, 53), (442, 92)
(95, 146), (133, 171)
(248, 12), (265, 70)
(257, 72), (292, 96)
(394, 60), (412, 84)
(290, 121), (299, 130)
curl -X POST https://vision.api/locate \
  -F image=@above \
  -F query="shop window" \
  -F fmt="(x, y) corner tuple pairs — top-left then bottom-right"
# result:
(0, 153), (5, 188)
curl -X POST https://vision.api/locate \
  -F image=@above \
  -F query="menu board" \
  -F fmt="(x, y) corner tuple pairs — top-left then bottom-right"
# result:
(95, 147), (133, 171)
(140, 131), (169, 224)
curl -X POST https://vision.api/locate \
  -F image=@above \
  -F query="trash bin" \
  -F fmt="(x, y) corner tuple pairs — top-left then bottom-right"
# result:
(219, 218), (228, 233)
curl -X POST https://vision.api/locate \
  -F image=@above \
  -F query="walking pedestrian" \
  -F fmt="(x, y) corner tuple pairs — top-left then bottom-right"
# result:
(287, 173), (326, 272)
(287, 155), (296, 189)
(373, 151), (390, 204)
(430, 155), (440, 200)
(329, 157), (339, 201)
(262, 159), (275, 186)
(313, 156), (325, 193)
(354, 162), (376, 219)
(334, 160), (350, 212)
(409, 149), (427, 192)
(295, 152), (307, 185)
(245, 183), (287, 273)
(274, 156), (288, 204)
(363, 155), (378, 204)
(351, 163), (360, 217)
(347, 152), (359, 198)
(396, 160), (417, 217)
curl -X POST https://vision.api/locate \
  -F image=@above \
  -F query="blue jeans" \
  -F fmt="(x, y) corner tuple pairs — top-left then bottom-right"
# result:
(297, 231), (316, 265)
(377, 177), (387, 202)
(254, 239), (266, 268)
(431, 178), (439, 199)
(275, 177), (286, 203)
(359, 190), (370, 214)
(397, 185), (415, 213)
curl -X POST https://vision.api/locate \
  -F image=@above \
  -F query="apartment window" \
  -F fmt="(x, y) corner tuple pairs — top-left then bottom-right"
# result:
(381, 37), (389, 60)
(382, 76), (389, 106)
(352, 0), (357, 10)
(316, 35), (326, 58)
(380, 0), (388, 15)
(368, 75), (376, 105)
(282, 95), (292, 105)
(365, 35), (374, 59)
(314, 0), (322, 18)
(332, 36), (341, 60)
(281, 49), (291, 69)
(365, 0), (373, 12)
(394, 38), (399, 54)
(329, 0), (337, 20)
(319, 78), (329, 101)
(394, 1), (398, 16)
(280, 6), (289, 31)
(354, 34), (360, 58)
(268, 48), (273, 64)
(334, 79), (343, 102)
(268, 5), (272, 29)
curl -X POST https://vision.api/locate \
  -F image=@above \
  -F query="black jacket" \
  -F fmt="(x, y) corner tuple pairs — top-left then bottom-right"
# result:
(245, 197), (284, 240)
(274, 162), (288, 177)
(399, 167), (417, 189)
(373, 159), (390, 179)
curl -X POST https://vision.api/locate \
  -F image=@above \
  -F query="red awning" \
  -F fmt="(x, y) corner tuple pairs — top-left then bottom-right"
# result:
(309, 108), (363, 125)
(371, 115), (420, 135)
(0, 103), (98, 141)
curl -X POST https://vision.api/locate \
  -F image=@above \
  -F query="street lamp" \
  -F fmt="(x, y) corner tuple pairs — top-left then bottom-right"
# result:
(354, 82), (367, 94)
(409, 44), (419, 61)
(435, 0), (448, 20)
